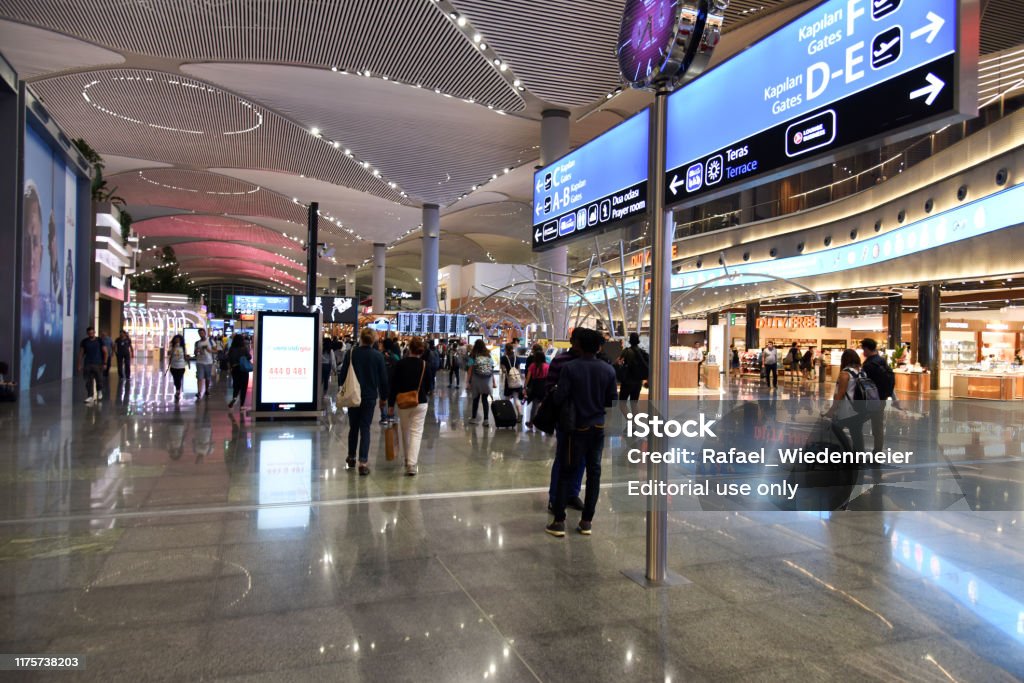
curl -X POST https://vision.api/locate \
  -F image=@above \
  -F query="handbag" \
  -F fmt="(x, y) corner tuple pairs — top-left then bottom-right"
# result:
(238, 355), (253, 373)
(337, 350), (362, 408)
(384, 424), (399, 461)
(396, 360), (425, 409)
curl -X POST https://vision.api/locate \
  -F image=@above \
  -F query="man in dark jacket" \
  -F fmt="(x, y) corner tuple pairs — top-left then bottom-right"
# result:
(616, 332), (648, 413)
(546, 329), (618, 537)
(339, 327), (389, 475)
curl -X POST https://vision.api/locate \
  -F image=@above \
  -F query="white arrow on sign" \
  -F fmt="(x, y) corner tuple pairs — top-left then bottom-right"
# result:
(534, 203), (543, 217)
(910, 73), (945, 106)
(534, 228), (542, 242)
(669, 175), (685, 196)
(910, 12), (945, 44)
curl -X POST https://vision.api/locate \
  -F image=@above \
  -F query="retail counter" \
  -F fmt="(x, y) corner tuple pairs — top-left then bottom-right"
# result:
(951, 372), (1024, 400)
(669, 361), (700, 389)
(894, 371), (929, 395)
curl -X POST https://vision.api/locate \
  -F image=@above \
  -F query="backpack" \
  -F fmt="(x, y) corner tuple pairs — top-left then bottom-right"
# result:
(506, 366), (524, 389)
(626, 347), (649, 382)
(848, 369), (883, 414)
(864, 354), (895, 401)
(473, 355), (493, 377)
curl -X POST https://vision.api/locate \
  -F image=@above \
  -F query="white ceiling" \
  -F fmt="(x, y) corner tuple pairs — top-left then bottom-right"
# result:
(1, 0), (1013, 290)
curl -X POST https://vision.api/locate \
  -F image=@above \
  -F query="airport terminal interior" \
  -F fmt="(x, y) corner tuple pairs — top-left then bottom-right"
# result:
(1, 0), (1023, 680)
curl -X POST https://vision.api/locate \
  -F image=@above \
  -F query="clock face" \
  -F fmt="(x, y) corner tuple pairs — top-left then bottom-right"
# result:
(618, 0), (680, 87)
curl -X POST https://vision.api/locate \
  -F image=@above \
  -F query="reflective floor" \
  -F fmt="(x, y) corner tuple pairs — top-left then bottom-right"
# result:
(1, 364), (1023, 681)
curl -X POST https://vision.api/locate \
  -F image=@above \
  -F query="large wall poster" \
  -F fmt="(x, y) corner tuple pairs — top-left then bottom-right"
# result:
(21, 126), (76, 388)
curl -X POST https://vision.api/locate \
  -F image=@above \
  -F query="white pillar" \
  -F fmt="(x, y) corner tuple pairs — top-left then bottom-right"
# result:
(421, 204), (440, 311)
(538, 109), (570, 339)
(372, 244), (386, 315)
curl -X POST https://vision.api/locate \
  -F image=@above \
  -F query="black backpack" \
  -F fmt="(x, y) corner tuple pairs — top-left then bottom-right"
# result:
(863, 355), (896, 401)
(849, 369), (884, 414)
(625, 347), (650, 382)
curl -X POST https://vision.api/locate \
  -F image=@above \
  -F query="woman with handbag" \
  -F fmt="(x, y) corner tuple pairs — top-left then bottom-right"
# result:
(389, 336), (430, 476)
(227, 334), (252, 411)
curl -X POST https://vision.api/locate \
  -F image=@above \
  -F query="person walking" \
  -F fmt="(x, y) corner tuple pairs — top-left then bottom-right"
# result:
(194, 328), (214, 400)
(320, 336), (337, 398)
(800, 346), (816, 380)
(546, 329), (618, 537)
(380, 337), (401, 424)
(114, 329), (133, 381)
(823, 349), (869, 452)
(389, 336), (430, 476)
(730, 343), (740, 379)
(785, 342), (801, 382)
(524, 345), (549, 430)
(339, 327), (389, 475)
(100, 330), (114, 379)
(616, 333), (649, 413)
(449, 341), (466, 389)
(500, 342), (524, 416)
(762, 340), (779, 389)
(424, 340), (440, 395)
(860, 338), (897, 452)
(466, 340), (496, 426)
(78, 326), (107, 404)
(166, 334), (190, 403)
(227, 334), (252, 411)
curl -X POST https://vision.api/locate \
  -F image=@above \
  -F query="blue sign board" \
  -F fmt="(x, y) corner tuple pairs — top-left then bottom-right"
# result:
(532, 109), (649, 251)
(664, 0), (970, 204)
(579, 182), (1024, 303)
(232, 295), (292, 315)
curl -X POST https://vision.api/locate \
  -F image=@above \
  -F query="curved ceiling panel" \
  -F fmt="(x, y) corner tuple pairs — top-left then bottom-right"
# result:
(170, 242), (304, 273)
(29, 69), (404, 203)
(133, 215), (302, 252)
(210, 169), (421, 245)
(100, 155), (172, 177)
(0, 19), (123, 79)
(0, 0), (522, 111)
(177, 259), (304, 287)
(183, 63), (539, 206)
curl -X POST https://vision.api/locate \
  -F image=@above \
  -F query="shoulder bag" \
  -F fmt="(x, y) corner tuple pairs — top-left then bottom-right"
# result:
(337, 350), (362, 408)
(396, 360), (425, 409)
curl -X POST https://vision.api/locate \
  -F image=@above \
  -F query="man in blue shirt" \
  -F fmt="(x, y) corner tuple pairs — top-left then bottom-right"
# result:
(544, 329), (585, 512)
(338, 327), (389, 475)
(546, 328), (618, 537)
(78, 327), (107, 404)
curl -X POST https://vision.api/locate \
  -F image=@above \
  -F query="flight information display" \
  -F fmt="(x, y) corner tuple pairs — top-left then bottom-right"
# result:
(664, 0), (968, 205)
(532, 109), (649, 251)
(396, 313), (468, 336)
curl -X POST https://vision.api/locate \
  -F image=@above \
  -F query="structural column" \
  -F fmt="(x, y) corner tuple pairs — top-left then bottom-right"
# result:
(537, 109), (570, 339)
(421, 204), (440, 311)
(887, 294), (903, 350)
(824, 298), (839, 328)
(372, 243), (386, 315)
(344, 266), (354, 299)
(745, 302), (760, 351)
(918, 284), (941, 390)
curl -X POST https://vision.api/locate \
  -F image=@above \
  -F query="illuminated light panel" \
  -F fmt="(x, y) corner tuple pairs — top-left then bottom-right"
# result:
(137, 170), (261, 196)
(81, 76), (264, 135)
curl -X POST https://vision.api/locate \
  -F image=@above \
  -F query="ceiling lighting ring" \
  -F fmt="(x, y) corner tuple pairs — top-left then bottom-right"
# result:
(136, 170), (261, 196)
(81, 76), (264, 135)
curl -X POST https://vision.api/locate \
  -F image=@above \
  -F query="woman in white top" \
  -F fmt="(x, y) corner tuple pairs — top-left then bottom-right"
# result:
(166, 334), (190, 403)
(823, 348), (867, 452)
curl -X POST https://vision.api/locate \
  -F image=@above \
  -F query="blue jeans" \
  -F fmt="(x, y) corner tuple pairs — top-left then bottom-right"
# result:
(552, 427), (606, 523)
(347, 403), (375, 463)
(548, 428), (585, 504)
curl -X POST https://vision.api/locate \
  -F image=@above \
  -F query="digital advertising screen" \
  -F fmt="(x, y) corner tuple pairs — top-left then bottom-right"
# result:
(20, 124), (79, 388)
(664, 0), (968, 205)
(254, 312), (320, 415)
(291, 295), (358, 324)
(532, 109), (649, 251)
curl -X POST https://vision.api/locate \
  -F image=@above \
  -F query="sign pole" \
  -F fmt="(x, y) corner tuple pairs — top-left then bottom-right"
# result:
(624, 88), (688, 588)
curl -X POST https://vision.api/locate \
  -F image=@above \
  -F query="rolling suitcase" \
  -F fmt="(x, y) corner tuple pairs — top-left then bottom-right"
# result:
(490, 399), (518, 429)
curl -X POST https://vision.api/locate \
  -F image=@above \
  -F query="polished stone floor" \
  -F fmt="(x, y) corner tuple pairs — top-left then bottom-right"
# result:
(1, 364), (1023, 681)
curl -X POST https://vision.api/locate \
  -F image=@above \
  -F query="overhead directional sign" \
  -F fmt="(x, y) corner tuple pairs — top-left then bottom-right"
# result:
(532, 109), (649, 252)
(664, 0), (975, 206)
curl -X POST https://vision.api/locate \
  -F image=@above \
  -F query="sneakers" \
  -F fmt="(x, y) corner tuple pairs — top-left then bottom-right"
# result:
(468, 417), (481, 424)
(545, 521), (566, 537)
(97, 391), (103, 400)
(405, 466), (418, 476)
(84, 396), (95, 405)
(346, 457), (356, 469)
(358, 464), (370, 476)
(196, 393), (203, 401)
(577, 520), (593, 536)
(378, 417), (389, 425)
(174, 392), (181, 403)
(482, 420), (490, 427)
(568, 496), (585, 511)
